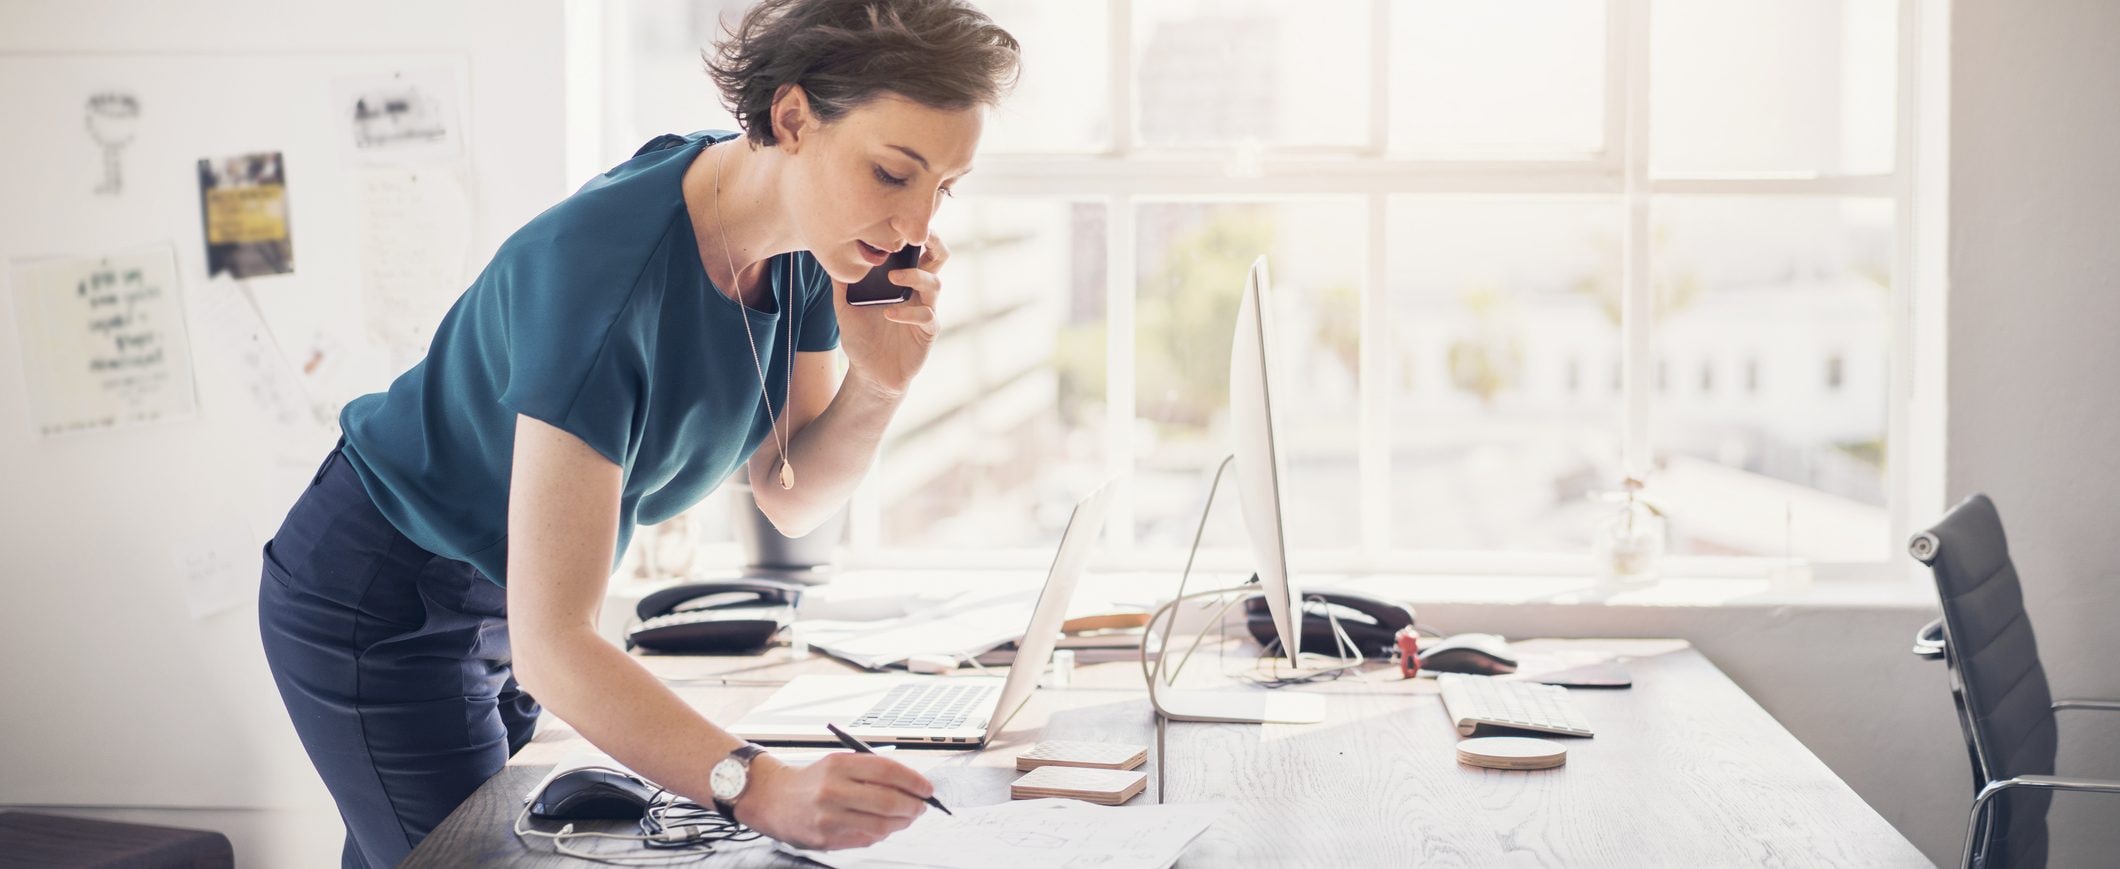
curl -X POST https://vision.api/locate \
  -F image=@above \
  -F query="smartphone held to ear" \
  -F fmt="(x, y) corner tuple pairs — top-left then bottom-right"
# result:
(846, 244), (923, 306)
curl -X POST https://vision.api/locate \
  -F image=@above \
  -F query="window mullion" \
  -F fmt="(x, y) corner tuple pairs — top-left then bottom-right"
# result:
(1360, 192), (1390, 554)
(1595, 0), (1629, 175)
(1106, 194), (1137, 551)
(1886, 0), (1921, 572)
(1109, 0), (1132, 156)
(1104, 0), (1136, 551)
(1620, 0), (1654, 479)
(1368, 0), (1389, 156)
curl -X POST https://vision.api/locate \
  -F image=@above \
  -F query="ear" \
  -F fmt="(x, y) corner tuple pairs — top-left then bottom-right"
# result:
(770, 84), (814, 153)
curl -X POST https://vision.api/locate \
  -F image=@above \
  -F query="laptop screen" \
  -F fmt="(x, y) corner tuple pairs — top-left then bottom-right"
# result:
(985, 481), (1116, 730)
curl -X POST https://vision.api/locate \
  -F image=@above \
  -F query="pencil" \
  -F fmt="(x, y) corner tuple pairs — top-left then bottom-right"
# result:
(824, 722), (953, 816)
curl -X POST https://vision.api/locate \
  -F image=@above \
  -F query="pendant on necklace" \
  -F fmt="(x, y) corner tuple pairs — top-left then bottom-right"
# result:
(778, 459), (795, 490)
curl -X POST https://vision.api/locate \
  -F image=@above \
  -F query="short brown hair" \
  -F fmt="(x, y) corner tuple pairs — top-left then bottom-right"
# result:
(706, 0), (1021, 148)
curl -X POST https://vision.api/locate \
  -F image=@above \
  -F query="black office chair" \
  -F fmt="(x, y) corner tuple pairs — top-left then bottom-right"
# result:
(1910, 493), (2120, 869)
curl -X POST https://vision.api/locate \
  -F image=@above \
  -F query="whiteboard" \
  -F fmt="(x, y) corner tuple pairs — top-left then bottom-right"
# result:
(0, 35), (564, 809)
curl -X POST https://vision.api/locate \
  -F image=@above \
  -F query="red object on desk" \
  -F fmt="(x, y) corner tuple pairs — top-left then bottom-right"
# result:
(1395, 625), (1421, 678)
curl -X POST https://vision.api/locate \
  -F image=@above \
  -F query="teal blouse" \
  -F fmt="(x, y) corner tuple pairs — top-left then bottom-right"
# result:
(338, 131), (839, 585)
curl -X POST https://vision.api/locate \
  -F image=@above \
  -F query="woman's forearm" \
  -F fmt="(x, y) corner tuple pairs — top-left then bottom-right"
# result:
(513, 625), (749, 804)
(751, 365), (904, 535)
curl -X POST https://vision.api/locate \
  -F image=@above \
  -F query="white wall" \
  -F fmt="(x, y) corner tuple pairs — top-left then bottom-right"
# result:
(1945, 0), (2120, 864)
(0, 2), (568, 865)
(7, 1), (2116, 866)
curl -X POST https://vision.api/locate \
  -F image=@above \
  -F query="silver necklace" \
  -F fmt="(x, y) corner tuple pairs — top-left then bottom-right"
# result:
(714, 143), (796, 490)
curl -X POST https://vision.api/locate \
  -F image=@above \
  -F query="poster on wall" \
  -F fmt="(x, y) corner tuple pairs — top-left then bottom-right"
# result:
(84, 90), (141, 197)
(198, 150), (294, 278)
(7, 246), (198, 436)
(356, 166), (473, 371)
(332, 67), (463, 166)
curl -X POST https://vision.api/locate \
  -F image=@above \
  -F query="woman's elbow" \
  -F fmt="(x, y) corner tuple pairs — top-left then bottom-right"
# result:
(759, 501), (822, 538)
(753, 489), (825, 538)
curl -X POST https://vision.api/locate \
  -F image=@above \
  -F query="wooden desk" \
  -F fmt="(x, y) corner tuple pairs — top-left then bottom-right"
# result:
(406, 639), (1931, 867)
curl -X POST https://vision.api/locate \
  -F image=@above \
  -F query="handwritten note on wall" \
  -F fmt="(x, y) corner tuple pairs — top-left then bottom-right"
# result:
(357, 166), (472, 371)
(8, 247), (197, 436)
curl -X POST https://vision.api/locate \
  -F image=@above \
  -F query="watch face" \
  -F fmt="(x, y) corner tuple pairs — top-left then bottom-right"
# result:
(711, 757), (748, 800)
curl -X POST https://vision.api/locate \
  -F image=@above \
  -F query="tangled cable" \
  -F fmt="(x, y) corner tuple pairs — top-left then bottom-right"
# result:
(512, 767), (762, 865)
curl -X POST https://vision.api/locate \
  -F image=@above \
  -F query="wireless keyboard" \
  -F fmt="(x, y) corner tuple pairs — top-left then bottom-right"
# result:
(1438, 673), (1595, 737)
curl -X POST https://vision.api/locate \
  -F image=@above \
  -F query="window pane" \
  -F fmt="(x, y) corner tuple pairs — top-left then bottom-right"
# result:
(1388, 199), (1624, 551)
(617, 2), (1101, 161)
(1390, 1), (1606, 157)
(876, 199), (1108, 548)
(1134, 0), (1370, 149)
(619, 0), (746, 167)
(1648, 197), (1891, 561)
(1134, 201), (1363, 552)
(1651, 0), (1897, 176)
(972, 0), (1110, 153)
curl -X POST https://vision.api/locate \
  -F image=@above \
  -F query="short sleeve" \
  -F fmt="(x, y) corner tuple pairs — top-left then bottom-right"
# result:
(796, 254), (840, 352)
(493, 253), (649, 468)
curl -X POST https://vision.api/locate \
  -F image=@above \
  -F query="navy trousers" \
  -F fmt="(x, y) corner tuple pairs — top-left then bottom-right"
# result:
(258, 443), (540, 868)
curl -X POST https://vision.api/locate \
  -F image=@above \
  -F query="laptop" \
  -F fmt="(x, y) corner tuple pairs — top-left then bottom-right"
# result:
(729, 482), (1115, 748)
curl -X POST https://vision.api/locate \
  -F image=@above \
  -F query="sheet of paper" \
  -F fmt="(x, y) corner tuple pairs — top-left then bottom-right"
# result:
(176, 515), (257, 619)
(8, 247), (198, 436)
(799, 587), (1042, 670)
(332, 67), (464, 166)
(354, 165), (472, 370)
(189, 275), (311, 428)
(198, 151), (295, 278)
(281, 326), (385, 434)
(789, 798), (1223, 869)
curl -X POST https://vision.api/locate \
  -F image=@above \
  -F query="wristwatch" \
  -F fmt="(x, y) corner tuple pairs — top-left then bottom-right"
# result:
(709, 743), (767, 823)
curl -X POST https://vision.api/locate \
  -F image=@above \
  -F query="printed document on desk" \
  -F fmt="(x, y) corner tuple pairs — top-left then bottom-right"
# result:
(799, 586), (1041, 670)
(787, 798), (1223, 869)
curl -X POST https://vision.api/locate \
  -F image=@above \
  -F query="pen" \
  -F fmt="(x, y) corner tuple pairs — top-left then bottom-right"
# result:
(824, 722), (953, 816)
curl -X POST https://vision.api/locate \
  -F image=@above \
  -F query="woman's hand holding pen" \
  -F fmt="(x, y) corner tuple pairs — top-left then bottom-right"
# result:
(836, 233), (949, 399)
(735, 751), (937, 850)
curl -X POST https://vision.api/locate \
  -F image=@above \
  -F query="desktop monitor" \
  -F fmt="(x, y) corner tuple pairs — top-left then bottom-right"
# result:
(1230, 255), (1301, 671)
(1146, 255), (1326, 725)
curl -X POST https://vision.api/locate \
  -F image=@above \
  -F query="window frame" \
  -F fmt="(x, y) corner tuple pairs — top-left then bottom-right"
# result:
(583, 0), (1946, 583)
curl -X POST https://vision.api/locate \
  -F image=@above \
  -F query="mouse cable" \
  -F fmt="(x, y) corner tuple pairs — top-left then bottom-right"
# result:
(513, 799), (713, 865)
(513, 767), (757, 864)
(637, 796), (760, 850)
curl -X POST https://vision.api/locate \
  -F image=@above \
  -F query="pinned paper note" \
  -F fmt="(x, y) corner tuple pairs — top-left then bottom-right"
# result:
(198, 151), (294, 279)
(333, 67), (464, 166)
(8, 247), (197, 436)
(177, 516), (258, 619)
(355, 166), (472, 371)
(189, 275), (310, 428)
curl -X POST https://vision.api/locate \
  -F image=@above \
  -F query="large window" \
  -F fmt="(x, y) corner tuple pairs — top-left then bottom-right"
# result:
(592, 0), (1935, 576)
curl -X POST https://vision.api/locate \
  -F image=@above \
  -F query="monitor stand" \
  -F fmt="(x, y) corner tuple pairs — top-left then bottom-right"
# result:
(1149, 681), (1327, 724)
(1139, 454), (1328, 726)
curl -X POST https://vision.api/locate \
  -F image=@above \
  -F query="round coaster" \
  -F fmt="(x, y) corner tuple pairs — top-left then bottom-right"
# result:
(1456, 736), (1567, 770)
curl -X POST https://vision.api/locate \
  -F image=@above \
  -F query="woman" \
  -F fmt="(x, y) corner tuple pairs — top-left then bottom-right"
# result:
(257, 1), (1019, 865)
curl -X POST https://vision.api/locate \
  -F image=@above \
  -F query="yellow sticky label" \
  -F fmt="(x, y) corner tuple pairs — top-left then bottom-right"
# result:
(205, 185), (289, 244)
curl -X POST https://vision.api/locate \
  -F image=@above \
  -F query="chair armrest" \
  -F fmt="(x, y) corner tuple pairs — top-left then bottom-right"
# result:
(1963, 774), (2120, 868)
(1981, 774), (2120, 798)
(2052, 699), (2120, 713)
(1911, 617), (1946, 660)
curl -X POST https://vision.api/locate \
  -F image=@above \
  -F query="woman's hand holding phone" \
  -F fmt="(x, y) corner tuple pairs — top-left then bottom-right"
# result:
(846, 244), (923, 306)
(835, 235), (946, 398)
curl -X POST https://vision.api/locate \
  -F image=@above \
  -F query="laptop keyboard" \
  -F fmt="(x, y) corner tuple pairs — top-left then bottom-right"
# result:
(852, 683), (997, 730)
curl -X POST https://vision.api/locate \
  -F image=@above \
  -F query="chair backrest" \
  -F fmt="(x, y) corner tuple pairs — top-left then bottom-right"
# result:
(1912, 493), (2055, 868)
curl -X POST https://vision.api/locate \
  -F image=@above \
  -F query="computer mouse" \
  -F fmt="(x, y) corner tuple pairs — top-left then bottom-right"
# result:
(1417, 633), (1519, 675)
(530, 768), (661, 820)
